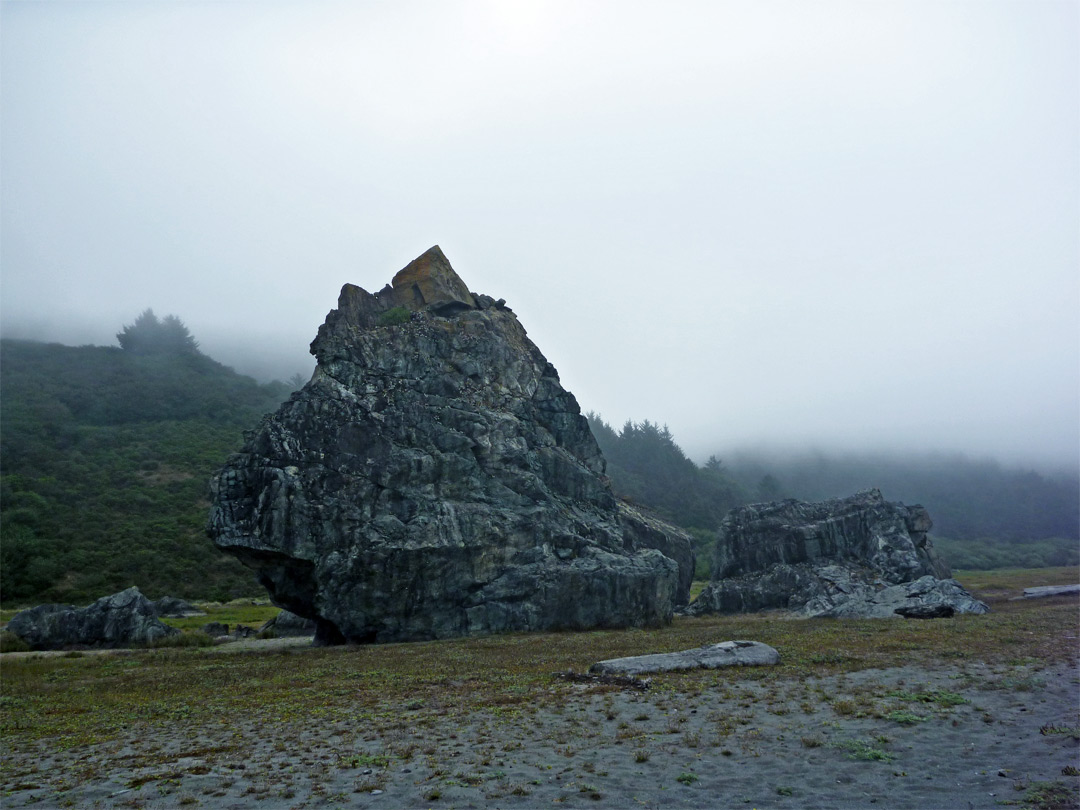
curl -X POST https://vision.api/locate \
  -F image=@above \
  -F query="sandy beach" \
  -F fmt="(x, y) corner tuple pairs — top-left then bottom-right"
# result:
(3, 653), (1077, 810)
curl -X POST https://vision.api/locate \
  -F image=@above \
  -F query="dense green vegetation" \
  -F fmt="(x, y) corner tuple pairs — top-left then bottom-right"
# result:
(1, 314), (294, 606)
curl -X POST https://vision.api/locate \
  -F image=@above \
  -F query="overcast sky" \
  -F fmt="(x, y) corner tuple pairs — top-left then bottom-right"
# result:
(2, 0), (1077, 470)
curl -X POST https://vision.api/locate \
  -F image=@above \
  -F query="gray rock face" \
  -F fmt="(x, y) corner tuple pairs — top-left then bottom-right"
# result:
(811, 574), (989, 618)
(209, 246), (689, 644)
(687, 490), (987, 619)
(7, 587), (179, 650)
(590, 640), (780, 675)
(616, 501), (695, 607)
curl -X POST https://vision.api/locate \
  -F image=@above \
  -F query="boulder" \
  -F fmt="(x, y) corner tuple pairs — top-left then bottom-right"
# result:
(151, 596), (204, 617)
(813, 575), (989, 619)
(686, 490), (987, 619)
(209, 247), (689, 644)
(202, 622), (229, 637)
(590, 640), (780, 676)
(7, 587), (179, 650)
(260, 610), (317, 637)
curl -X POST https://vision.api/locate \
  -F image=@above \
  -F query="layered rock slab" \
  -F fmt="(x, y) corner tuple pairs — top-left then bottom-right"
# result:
(590, 640), (780, 675)
(209, 247), (689, 644)
(7, 587), (179, 650)
(686, 489), (988, 619)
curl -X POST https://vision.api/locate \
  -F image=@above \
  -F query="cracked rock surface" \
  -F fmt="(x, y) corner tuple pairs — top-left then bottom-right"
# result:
(686, 489), (987, 619)
(209, 246), (689, 643)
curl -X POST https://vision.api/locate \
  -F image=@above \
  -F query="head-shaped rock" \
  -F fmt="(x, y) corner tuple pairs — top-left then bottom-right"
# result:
(386, 245), (477, 315)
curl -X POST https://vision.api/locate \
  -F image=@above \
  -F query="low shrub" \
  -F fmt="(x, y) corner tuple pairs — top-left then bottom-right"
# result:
(0, 631), (29, 653)
(377, 307), (411, 327)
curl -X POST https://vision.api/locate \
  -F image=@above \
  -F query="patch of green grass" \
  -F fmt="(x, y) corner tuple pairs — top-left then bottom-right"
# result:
(676, 772), (698, 785)
(342, 754), (391, 769)
(1040, 724), (1080, 740)
(886, 689), (969, 707)
(689, 581), (707, 602)
(1001, 779), (1080, 810)
(147, 632), (215, 649)
(832, 739), (895, 762)
(885, 710), (924, 725)
(161, 601), (280, 633)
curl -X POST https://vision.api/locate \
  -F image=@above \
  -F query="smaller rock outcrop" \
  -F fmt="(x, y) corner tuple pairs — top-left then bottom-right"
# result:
(260, 610), (317, 637)
(7, 587), (179, 650)
(151, 596), (204, 618)
(812, 574), (988, 618)
(687, 490), (986, 619)
(590, 641), (780, 676)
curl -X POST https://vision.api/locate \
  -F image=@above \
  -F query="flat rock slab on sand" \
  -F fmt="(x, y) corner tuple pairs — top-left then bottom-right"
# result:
(1021, 584), (1080, 599)
(590, 640), (780, 675)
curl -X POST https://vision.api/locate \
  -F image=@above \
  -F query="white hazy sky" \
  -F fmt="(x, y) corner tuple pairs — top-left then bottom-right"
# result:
(2, 0), (1077, 469)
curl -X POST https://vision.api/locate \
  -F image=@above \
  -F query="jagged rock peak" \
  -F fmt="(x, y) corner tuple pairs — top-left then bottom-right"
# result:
(311, 246), (509, 359)
(210, 248), (693, 644)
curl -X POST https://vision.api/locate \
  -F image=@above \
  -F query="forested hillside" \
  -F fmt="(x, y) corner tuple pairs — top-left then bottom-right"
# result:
(0, 312), (294, 605)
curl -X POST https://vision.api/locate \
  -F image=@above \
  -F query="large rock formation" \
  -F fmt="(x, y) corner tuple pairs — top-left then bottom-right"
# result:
(686, 489), (988, 618)
(7, 587), (180, 650)
(209, 246), (691, 644)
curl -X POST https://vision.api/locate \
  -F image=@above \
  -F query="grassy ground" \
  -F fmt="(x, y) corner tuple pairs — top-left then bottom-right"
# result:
(157, 600), (280, 634)
(0, 599), (279, 632)
(1, 568), (1075, 752)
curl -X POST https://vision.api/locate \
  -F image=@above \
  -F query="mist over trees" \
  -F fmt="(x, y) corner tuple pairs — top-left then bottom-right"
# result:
(586, 413), (1078, 573)
(723, 450), (1078, 543)
(116, 309), (200, 355)
(585, 414), (746, 531)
